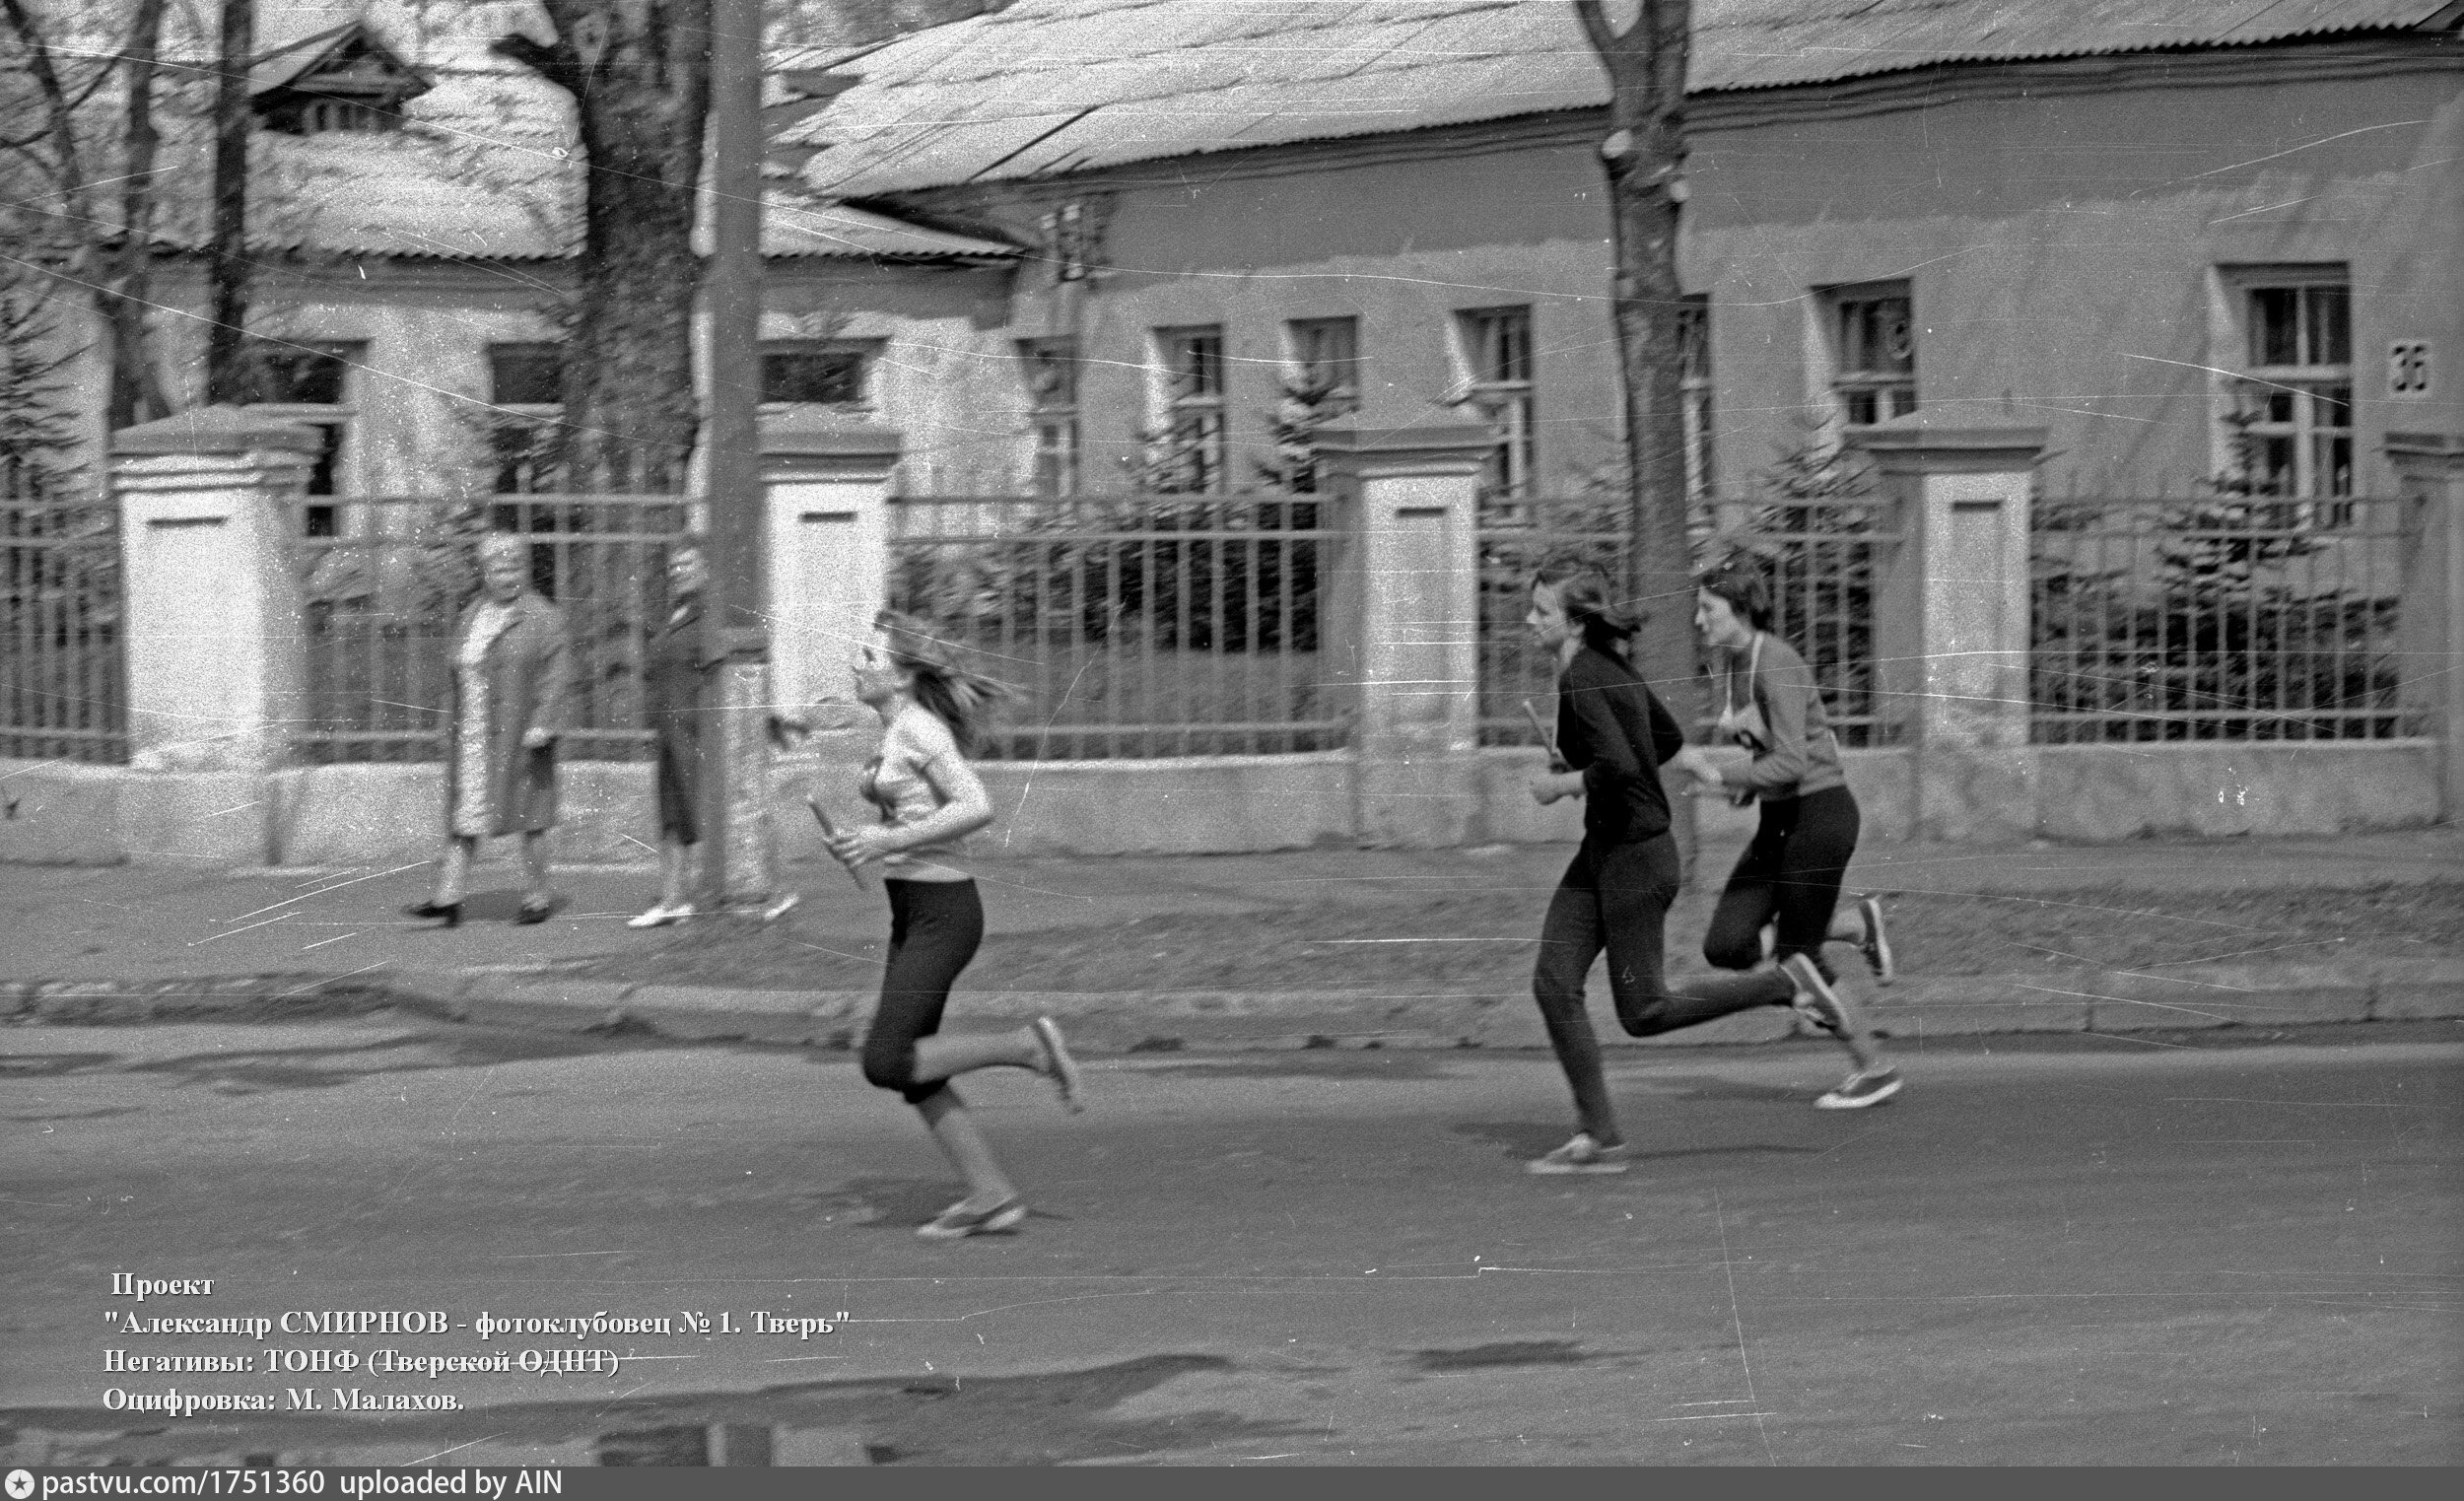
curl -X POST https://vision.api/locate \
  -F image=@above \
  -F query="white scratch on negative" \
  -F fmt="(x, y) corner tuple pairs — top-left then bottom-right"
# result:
(1709, 1192), (1777, 1466)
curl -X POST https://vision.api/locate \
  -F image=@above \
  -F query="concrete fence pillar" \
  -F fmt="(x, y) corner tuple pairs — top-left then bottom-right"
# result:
(105, 407), (318, 862)
(763, 422), (899, 714)
(2386, 432), (2464, 823)
(762, 422), (899, 871)
(1314, 423), (1494, 847)
(1847, 419), (2048, 844)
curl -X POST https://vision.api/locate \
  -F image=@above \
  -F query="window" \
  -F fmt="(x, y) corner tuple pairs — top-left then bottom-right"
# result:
(1823, 282), (1916, 427)
(1285, 317), (1360, 414)
(2223, 270), (2353, 505)
(1678, 295), (1714, 512)
(486, 342), (562, 494)
(1154, 325), (1229, 494)
(761, 343), (873, 406)
(246, 339), (358, 530)
(1018, 338), (1079, 497)
(1457, 307), (1536, 502)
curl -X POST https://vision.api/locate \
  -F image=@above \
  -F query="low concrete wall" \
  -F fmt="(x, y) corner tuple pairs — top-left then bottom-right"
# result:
(0, 735), (2445, 867)
(2035, 738), (2443, 841)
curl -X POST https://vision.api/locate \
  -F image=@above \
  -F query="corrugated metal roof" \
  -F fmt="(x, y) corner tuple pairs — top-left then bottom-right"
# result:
(197, 135), (1020, 262)
(790, 0), (2457, 196)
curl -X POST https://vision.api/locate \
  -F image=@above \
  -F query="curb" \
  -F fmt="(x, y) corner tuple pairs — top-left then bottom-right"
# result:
(5, 957), (2459, 1051)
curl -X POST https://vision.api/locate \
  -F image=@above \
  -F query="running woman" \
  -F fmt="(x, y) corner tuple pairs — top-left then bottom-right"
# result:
(822, 610), (1084, 1240)
(1680, 564), (1901, 1110)
(1522, 566), (1841, 1174)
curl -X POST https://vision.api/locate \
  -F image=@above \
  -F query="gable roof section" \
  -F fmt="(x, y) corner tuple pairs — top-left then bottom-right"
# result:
(787, 0), (2461, 196)
(247, 17), (433, 100)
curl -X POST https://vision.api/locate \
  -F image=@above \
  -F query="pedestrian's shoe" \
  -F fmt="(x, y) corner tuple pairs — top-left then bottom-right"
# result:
(1780, 953), (1849, 1035)
(1855, 895), (1896, 987)
(1526, 1132), (1630, 1175)
(627, 903), (693, 929)
(916, 1196), (1027, 1241)
(401, 900), (460, 929)
(1816, 1066), (1903, 1111)
(516, 896), (556, 925)
(1031, 1016), (1085, 1114)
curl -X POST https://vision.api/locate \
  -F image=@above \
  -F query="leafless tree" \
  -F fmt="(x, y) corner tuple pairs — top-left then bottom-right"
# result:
(1572, 0), (1699, 871)
(0, 0), (177, 428)
(493, 1), (713, 494)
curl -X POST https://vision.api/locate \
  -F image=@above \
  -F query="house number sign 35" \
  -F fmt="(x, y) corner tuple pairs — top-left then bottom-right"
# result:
(2388, 339), (2432, 398)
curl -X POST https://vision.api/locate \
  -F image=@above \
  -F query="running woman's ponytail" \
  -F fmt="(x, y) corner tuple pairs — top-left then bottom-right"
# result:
(1531, 561), (1642, 664)
(873, 609), (1014, 756)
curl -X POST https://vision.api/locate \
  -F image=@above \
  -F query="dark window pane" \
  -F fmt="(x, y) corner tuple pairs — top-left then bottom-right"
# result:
(255, 343), (350, 404)
(762, 349), (864, 404)
(488, 344), (562, 406)
(2251, 288), (2299, 366)
(304, 422), (343, 497)
(2308, 285), (2351, 366)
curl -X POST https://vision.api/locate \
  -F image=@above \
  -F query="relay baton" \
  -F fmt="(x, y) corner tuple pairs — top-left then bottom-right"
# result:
(1521, 698), (1565, 771)
(805, 795), (872, 891)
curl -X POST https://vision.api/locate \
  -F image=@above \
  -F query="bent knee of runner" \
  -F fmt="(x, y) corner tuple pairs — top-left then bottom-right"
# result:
(859, 1035), (921, 1096)
(1700, 932), (1763, 972)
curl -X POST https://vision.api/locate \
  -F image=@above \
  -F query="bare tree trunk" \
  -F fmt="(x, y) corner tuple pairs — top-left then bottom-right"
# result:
(496, 1), (713, 494)
(2, 0), (93, 270)
(1574, 0), (1700, 880)
(205, 0), (256, 406)
(106, 0), (170, 429)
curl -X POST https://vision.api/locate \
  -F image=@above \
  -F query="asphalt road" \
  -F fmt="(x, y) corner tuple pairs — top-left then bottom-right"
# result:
(4, 1019), (2458, 1466)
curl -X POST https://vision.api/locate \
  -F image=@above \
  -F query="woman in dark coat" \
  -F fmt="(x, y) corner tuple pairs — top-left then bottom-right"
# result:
(630, 540), (718, 927)
(404, 533), (572, 927)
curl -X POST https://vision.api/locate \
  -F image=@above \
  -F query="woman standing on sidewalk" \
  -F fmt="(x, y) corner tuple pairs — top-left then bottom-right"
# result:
(823, 610), (1085, 1240)
(628, 540), (717, 928)
(403, 533), (572, 928)
(1521, 566), (1841, 1175)
(1681, 563), (1900, 1110)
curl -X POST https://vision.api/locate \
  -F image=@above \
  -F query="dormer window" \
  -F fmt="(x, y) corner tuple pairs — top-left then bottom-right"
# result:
(249, 22), (429, 136)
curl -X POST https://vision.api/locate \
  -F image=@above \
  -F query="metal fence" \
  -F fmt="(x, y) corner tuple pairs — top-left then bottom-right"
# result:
(291, 494), (694, 763)
(887, 494), (1343, 759)
(1477, 496), (1900, 748)
(2, 467), (127, 765)
(2030, 491), (2421, 743)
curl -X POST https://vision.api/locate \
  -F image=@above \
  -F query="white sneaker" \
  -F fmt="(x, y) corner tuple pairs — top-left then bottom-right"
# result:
(626, 903), (693, 929)
(1526, 1132), (1631, 1174)
(1816, 1067), (1903, 1110)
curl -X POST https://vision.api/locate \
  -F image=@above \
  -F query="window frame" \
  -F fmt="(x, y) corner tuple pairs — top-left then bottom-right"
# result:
(758, 339), (881, 409)
(1018, 337), (1081, 498)
(484, 341), (564, 496)
(1453, 306), (1537, 504)
(1283, 316), (1362, 416)
(1818, 280), (1918, 430)
(2213, 264), (2354, 510)
(1677, 294), (1714, 512)
(1152, 323), (1231, 495)
(243, 338), (362, 528)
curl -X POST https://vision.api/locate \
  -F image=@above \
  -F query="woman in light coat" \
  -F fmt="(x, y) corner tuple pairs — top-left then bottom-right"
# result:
(403, 532), (572, 927)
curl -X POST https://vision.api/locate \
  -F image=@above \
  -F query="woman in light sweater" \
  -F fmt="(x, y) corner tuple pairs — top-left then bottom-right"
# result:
(1683, 564), (1902, 1109)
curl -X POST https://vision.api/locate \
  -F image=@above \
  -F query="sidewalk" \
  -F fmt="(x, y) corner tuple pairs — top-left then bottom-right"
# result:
(4, 827), (2457, 1050)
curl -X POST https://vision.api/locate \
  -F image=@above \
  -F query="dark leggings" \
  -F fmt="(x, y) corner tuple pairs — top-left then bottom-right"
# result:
(1533, 834), (1794, 1140)
(860, 878), (985, 1107)
(1703, 785), (1860, 983)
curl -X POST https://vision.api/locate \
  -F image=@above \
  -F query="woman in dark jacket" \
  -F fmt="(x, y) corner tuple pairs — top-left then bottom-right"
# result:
(1683, 564), (1900, 1110)
(629, 540), (718, 927)
(1520, 565), (1813, 1173)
